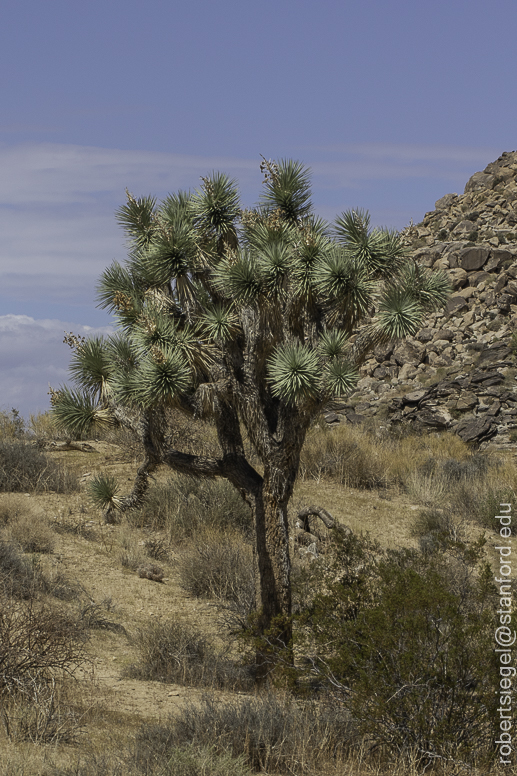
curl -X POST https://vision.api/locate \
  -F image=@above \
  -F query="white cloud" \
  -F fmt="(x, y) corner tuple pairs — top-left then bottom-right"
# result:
(307, 143), (501, 191)
(0, 143), (258, 206)
(0, 315), (113, 417)
(313, 143), (501, 164)
(0, 143), (263, 307)
(0, 141), (502, 413)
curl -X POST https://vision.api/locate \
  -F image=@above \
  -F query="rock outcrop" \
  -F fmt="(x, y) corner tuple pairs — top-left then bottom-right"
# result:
(329, 151), (517, 448)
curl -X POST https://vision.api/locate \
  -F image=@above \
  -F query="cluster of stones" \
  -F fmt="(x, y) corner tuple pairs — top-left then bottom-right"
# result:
(328, 151), (517, 448)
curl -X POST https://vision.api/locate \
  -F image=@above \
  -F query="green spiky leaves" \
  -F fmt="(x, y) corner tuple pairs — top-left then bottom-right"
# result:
(88, 475), (124, 511)
(115, 348), (191, 409)
(51, 387), (113, 438)
(325, 359), (359, 397)
(314, 248), (374, 329)
(333, 210), (408, 276)
(201, 304), (240, 343)
(375, 288), (424, 340)
(268, 344), (320, 404)
(318, 329), (349, 360)
(260, 159), (313, 224)
(68, 337), (112, 399)
(396, 262), (452, 311)
(190, 172), (240, 237)
(213, 252), (263, 303)
(116, 192), (157, 249)
(268, 340), (358, 405)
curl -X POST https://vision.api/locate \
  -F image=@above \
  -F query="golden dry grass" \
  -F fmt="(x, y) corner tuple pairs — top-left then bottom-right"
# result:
(0, 425), (514, 774)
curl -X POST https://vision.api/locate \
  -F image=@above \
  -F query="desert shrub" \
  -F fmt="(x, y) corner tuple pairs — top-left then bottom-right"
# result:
(4, 507), (55, 554)
(462, 484), (516, 533)
(177, 530), (255, 626)
(28, 411), (69, 443)
(0, 409), (25, 440)
(130, 740), (252, 776)
(408, 452), (516, 541)
(51, 746), (252, 776)
(125, 618), (253, 691)
(77, 597), (126, 634)
(128, 476), (252, 540)
(140, 692), (351, 775)
(300, 423), (472, 491)
(404, 469), (450, 507)
(410, 507), (447, 537)
(294, 536), (497, 764)
(0, 494), (30, 527)
(143, 535), (169, 561)
(0, 440), (79, 493)
(117, 524), (147, 571)
(299, 423), (386, 488)
(0, 540), (40, 598)
(2, 677), (85, 744)
(0, 594), (88, 703)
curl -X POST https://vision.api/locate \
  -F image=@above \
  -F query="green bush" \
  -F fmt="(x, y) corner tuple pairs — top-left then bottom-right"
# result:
(294, 535), (497, 764)
(0, 440), (79, 493)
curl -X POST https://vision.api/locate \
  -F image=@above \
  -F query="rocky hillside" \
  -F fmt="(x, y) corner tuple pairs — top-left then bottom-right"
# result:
(331, 150), (517, 448)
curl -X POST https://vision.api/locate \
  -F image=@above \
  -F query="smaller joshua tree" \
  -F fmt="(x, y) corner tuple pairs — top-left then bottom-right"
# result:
(52, 158), (450, 673)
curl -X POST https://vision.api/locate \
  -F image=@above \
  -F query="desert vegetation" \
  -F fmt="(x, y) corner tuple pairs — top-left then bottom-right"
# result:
(0, 405), (514, 774)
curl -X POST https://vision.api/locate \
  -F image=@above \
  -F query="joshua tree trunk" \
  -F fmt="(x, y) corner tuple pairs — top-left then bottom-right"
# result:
(252, 477), (292, 679)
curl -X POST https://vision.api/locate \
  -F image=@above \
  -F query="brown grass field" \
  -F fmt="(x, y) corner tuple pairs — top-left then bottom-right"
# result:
(0, 413), (516, 775)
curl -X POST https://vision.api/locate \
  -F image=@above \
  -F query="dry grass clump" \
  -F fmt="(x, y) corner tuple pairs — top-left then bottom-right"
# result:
(408, 451), (517, 544)
(27, 411), (70, 443)
(0, 440), (79, 494)
(128, 475), (252, 541)
(117, 524), (148, 571)
(177, 528), (255, 631)
(41, 745), (253, 776)
(299, 423), (471, 490)
(125, 618), (254, 691)
(0, 409), (25, 440)
(138, 692), (352, 775)
(0, 498), (55, 555)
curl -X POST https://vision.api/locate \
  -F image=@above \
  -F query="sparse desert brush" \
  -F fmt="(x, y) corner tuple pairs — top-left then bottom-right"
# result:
(0, 494), (29, 526)
(0, 540), (43, 599)
(0, 594), (89, 746)
(299, 422), (387, 488)
(117, 524), (147, 571)
(292, 539), (496, 765)
(0, 440), (79, 493)
(125, 618), (253, 690)
(128, 475), (252, 540)
(0, 594), (88, 695)
(407, 449), (517, 541)
(45, 744), (253, 776)
(177, 527), (255, 630)
(28, 411), (69, 443)
(0, 408), (25, 440)
(144, 692), (352, 775)
(299, 422), (472, 490)
(2, 502), (55, 554)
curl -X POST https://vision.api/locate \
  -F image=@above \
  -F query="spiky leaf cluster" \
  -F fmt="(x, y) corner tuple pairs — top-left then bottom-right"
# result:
(53, 159), (450, 442)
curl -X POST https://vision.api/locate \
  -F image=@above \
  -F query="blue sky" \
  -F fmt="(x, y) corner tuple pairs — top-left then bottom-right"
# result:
(0, 0), (515, 417)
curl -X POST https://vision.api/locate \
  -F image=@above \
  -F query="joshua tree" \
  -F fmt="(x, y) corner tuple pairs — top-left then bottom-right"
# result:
(52, 158), (449, 672)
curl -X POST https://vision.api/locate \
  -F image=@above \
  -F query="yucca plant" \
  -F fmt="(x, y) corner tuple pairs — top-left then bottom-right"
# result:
(52, 159), (450, 677)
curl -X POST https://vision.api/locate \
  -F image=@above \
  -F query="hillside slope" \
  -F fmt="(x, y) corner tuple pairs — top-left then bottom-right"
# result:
(331, 150), (517, 448)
